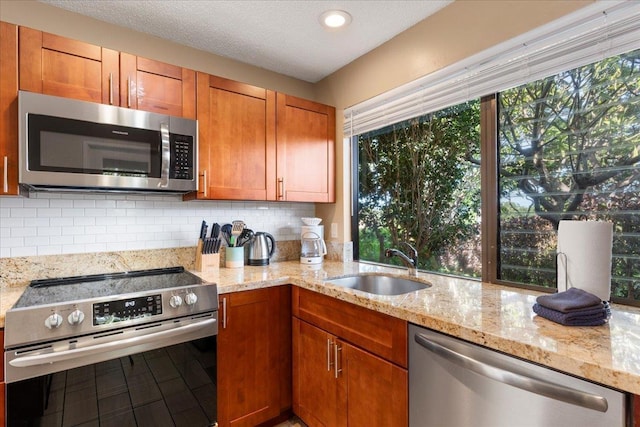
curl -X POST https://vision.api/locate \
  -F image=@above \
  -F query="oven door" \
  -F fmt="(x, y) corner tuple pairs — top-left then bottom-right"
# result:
(5, 314), (218, 427)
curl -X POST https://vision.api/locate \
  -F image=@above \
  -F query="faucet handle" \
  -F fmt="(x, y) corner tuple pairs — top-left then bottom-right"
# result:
(400, 241), (417, 258)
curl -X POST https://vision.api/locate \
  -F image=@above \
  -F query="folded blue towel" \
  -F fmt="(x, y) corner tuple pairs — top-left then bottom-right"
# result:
(536, 287), (602, 313)
(533, 303), (609, 326)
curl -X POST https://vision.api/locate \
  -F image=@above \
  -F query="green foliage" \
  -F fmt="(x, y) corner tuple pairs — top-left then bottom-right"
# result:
(358, 101), (481, 276)
(498, 49), (640, 303)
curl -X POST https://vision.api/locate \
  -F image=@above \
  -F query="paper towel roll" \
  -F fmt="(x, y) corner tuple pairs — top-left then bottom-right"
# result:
(557, 220), (613, 301)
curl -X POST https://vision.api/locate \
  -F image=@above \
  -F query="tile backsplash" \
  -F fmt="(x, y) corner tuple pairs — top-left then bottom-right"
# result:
(0, 193), (314, 258)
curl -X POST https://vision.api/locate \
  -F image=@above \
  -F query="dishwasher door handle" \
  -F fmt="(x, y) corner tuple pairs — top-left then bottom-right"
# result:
(414, 333), (609, 413)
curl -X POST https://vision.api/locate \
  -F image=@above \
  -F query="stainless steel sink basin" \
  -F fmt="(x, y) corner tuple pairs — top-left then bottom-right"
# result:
(325, 274), (430, 296)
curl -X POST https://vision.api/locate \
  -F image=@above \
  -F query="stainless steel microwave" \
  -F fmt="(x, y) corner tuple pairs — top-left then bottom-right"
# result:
(18, 91), (197, 194)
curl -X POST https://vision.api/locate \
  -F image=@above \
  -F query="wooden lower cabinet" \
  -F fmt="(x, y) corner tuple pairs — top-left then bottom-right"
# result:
(292, 288), (408, 427)
(217, 286), (291, 427)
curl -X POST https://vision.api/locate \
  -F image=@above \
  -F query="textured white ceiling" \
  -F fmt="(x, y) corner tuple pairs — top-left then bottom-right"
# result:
(39, 0), (453, 83)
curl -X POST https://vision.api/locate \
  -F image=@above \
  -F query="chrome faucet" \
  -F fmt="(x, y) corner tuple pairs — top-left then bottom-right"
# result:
(385, 242), (418, 277)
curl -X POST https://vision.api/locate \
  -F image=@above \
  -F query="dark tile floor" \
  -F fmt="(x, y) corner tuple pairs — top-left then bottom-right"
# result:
(24, 339), (217, 427)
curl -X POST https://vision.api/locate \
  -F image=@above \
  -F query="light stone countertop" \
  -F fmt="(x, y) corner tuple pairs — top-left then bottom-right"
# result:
(2, 258), (639, 396)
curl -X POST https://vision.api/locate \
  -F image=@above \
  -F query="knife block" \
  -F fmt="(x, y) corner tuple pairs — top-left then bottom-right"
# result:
(195, 240), (220, 272)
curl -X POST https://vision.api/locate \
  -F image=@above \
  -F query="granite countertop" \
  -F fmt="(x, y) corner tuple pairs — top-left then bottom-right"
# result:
(2, 259), (639, 395)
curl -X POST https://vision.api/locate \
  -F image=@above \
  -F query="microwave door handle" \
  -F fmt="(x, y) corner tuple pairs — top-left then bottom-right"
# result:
(159, 122), (170, 188)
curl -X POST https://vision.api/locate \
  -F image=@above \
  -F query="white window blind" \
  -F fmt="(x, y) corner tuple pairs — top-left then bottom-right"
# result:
(344, 0), (640, 136)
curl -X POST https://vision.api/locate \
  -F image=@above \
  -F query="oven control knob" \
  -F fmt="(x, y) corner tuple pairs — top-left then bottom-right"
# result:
(67, 309), (85, 325)
(169, 295), (183, 308)
(185, 292), (198, 306)
(45, 313), (63, 329)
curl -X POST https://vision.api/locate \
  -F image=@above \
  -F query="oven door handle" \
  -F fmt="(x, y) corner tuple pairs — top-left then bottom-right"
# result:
(9, 318), (216, 368)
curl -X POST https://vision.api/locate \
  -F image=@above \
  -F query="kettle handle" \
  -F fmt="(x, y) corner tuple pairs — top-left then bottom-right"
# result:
(264, 232), (276, 257)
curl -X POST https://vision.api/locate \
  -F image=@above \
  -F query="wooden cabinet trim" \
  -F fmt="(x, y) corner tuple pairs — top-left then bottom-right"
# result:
(136, 56), (182, 80)
(182, 67), (196, 119)
(292, 287), (408, 368)
(208, 75), (267, 100)
(42, 32), (101, 61)
(18, 26), (43, 93)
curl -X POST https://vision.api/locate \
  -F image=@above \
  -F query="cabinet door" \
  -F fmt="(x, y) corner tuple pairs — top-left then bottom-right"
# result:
(0, 21), (18, 195)
(343, 341), (408, 427)
(293, 318), (346, 427)
(120, 53), (196, 119)
(218, 287), (289, 427)
(19, 27), (119, 104)
(194, 73), (276, 200)
(276, 93), (335, 202)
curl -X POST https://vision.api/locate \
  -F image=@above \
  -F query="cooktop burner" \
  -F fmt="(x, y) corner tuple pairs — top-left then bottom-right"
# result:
(5, 266), (218, 351)
(13, 266), (206, 308)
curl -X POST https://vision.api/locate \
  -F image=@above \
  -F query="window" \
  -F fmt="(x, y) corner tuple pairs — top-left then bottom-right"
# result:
(356, 101), (481, 277)
(498, 50), (640, 303)
(347, 2), (640, 305)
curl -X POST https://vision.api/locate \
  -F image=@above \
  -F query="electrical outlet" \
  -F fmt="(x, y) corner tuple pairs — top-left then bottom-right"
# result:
(331, 223), (338, 238)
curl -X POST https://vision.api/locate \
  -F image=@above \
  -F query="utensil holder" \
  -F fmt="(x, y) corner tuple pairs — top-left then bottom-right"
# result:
(195, 240), (220, 272)
(225, 246), (244, 268)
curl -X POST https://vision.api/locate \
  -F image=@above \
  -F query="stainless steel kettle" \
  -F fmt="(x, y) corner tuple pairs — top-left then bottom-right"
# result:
(248, 232), (275, 266)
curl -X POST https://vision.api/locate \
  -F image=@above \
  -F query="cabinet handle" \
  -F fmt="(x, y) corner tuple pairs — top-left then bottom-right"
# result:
(334, 342), (342, 379)
(277, 177), (284, 200)
(3, 156), (7, 193)
(222, 297), (227, 329)
(158, 123), (170, 188)
(327, 338), (333, 372)
(127, 76), (132, 107)
(109, 72), (114, 105)
(202, 169), (208, 198)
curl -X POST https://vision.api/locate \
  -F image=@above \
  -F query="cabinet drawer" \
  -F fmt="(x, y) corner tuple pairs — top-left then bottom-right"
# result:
(292, 287), (407, 368)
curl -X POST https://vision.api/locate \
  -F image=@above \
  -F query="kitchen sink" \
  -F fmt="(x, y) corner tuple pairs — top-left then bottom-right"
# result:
(325, 274), (431, 296)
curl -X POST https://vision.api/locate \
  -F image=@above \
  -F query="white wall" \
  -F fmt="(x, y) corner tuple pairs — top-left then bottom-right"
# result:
(0, 193), (313, 258)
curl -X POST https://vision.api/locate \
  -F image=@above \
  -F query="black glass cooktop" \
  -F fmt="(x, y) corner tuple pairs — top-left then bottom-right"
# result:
(13, 267), (206, 308)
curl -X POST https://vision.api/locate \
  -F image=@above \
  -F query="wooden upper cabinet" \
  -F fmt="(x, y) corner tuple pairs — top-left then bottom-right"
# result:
(19, 26), (119, 105)
(0, 21), (19, 195)
(193, 73), (276, 200)
(120, 53), (196, 119)
(276, 93), (335, 203)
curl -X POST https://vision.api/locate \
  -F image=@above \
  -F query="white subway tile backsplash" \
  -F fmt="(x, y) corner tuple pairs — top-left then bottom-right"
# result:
(1, 218), (24, 228)
(0, 194), (314, 258)
(11, 208), (37, 217)
(1, 198), (23, 208)
(12, 246), (37, 257)
(37, 208), (62, 218)
(73, 200), (96, 208)
(74, 217), (96, 226)
(11, 228), (37, 237)
(38, 245), (62, 256)
(50, 199), (74, 208)
(50, 218), (74, 227)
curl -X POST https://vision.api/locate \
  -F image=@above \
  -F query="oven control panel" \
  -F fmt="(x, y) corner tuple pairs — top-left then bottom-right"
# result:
(93, 294), (162, 326)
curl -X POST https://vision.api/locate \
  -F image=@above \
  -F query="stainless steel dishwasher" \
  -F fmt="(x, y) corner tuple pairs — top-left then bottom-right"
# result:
(409, 324), (629, 427)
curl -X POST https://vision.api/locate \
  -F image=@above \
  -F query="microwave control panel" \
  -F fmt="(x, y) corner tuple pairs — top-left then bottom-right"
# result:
(170, 134), (194, 180)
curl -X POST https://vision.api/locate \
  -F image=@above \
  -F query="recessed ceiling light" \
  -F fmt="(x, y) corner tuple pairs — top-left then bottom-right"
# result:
(319, 10), (352, 30)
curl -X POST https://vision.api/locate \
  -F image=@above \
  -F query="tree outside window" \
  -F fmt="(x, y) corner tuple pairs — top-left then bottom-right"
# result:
(357, 101), (481, 278)
(498, 49), (640, 303)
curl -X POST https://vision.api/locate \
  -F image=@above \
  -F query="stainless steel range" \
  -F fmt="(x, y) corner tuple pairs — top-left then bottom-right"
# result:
(4, 266), (218, 426)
